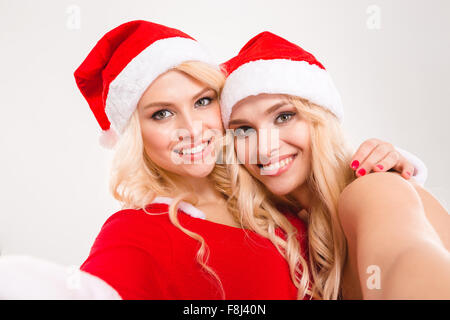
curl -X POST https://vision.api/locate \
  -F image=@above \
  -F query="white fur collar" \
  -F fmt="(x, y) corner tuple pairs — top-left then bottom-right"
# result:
(150, 196), (206, 220)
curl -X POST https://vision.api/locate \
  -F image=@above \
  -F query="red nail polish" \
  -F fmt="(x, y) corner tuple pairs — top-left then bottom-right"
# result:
(406, 171), (411, 176)
(376, 164), (384, 170)
(351, 160), (359, 170)
(357, 168), (366, 176)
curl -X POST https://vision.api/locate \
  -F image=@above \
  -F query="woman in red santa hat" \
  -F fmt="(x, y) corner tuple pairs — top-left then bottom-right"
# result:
(221, 31), (450, 299)
(0, 20), (428, 300)
(73, 21), (433, 300)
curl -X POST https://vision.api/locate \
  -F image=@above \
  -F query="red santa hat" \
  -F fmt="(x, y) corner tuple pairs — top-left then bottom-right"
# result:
(74, 20), (217, 148)
(220, 31), (343, 127)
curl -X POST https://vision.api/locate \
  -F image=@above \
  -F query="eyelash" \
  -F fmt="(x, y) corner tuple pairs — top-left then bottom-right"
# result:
(195, 97), (213, 107)
(275, 111), (296, 124)
(151, 109), (173, 120)
(234, 111), (297, 137)
(150, 96), (215, 120)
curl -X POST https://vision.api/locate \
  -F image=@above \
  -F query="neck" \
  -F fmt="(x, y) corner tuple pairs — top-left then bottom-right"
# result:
(289, 183), (314, 211)
(170, 174), (224, 206)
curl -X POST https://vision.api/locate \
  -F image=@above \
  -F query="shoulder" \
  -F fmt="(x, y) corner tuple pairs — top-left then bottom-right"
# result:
(104, 203), (170, 226)
(338, 172), (422, 224)
(339, 172), (419, 204)
(93, 204), (174, 250)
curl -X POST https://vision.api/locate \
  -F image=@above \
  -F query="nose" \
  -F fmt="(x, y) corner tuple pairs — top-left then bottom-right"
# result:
(175, 110), (204, 144)
(257, 126), (280, 165)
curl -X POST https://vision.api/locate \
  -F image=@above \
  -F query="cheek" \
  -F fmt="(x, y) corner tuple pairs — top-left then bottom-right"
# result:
(283, 121), (311, 151)
(202, 104), (223, 131)
(140, 120), (175, 160)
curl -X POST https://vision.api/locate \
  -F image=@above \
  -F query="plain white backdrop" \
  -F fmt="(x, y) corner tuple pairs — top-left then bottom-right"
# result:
(0, 0), (449, 266)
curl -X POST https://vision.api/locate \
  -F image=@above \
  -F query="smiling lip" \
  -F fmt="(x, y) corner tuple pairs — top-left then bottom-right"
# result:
(259, 153), (296, 167)
(173, 137), (212, 153)
(257, 153), (298, 176)
(173, 137), (214, 161)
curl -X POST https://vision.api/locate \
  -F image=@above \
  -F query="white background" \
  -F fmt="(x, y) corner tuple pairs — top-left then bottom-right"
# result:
(0, 0), (449, 266)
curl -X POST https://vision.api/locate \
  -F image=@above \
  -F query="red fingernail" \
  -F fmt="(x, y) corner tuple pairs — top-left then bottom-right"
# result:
(376, 164), (384, 170)
(357, 168), (366, 176)
(406, 171), (411, 176)
(351, 160), (359, 170)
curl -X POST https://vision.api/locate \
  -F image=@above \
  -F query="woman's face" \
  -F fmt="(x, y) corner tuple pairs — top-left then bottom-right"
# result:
(137, 70), (223, 178)
(228, 94), (312, 196)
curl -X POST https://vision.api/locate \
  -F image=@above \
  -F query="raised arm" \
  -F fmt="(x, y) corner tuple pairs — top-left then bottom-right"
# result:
(350, 138), (427, 185)
(338, 172), (450, 299)
(0, 255), (121, 299)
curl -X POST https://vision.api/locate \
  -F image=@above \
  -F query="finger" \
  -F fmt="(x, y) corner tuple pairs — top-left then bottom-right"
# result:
(350, 138), (382, 171)
(373, 150), (401, 173)
(400, 162), (415, 180)
(389, 152), (416, 180)
(357, 143), (396, 176)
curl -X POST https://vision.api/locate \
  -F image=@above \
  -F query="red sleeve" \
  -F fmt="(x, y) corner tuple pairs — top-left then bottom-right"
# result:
(80, 210), (173, 299)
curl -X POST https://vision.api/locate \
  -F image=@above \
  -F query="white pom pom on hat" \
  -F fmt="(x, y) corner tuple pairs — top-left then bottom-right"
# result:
(98, 127), (119, 150)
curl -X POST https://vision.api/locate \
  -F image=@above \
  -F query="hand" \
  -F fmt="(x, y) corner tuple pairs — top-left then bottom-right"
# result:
(0, 255), (121, 299)
(350, 138), (414, 180)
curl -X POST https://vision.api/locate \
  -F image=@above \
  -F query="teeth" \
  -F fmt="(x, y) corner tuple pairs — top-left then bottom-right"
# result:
(261, 156), (293, 171)
(177, 140), (209, 155)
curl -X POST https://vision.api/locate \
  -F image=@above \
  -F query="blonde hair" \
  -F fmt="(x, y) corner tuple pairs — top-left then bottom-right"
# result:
(235, 94), (356, 299)
(222, 139), (314, 299)
(288, 96), (356, 299)
(109, 61), (228, 299)
(108, 60), (315, 300)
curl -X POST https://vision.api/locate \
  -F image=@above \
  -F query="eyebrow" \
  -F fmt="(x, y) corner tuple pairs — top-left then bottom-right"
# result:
(143, 87), (215, 110)
(228, 102), (288, 126)
(143, 101), (173, 110)
(264, 102), (288, 115)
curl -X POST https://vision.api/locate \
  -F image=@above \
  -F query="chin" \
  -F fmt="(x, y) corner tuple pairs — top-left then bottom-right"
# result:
(264, 183), (296, 196)
(258, 172), (305, 196)
(184, 163), (215, 178)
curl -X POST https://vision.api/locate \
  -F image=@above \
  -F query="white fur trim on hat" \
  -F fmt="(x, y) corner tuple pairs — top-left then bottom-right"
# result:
(220, 59), (344, 127)
(150, 196), (206, 219)
(105, 37), (219, 135)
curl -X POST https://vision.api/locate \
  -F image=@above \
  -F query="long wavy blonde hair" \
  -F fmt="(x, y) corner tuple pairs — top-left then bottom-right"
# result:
(232, 94), (357, 299)
(108, 61), (312, 300)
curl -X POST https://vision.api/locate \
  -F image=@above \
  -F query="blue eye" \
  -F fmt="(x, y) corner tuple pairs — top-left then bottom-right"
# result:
(234, 126), (256, 138)
(151, 109), (173, 120)
(275, 112), (295, 124)
(195, 97), (212, 107)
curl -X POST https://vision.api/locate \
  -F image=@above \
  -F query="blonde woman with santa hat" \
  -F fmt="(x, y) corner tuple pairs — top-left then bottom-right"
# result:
(221, 31), (450, 300)
(71, 21), (432, 300)
(0, 21), (428, 300)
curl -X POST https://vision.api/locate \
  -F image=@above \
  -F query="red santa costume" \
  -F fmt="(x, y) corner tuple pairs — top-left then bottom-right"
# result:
(73, 21), (310, 300)
(80, 197), (308, 299)
(77, 28), (426, 300)
(0, 23), (427, 300)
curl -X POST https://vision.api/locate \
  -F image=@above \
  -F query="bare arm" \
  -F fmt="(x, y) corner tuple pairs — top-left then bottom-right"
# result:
(409, 179), (450, 251)
(338, 172), (450, 299)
